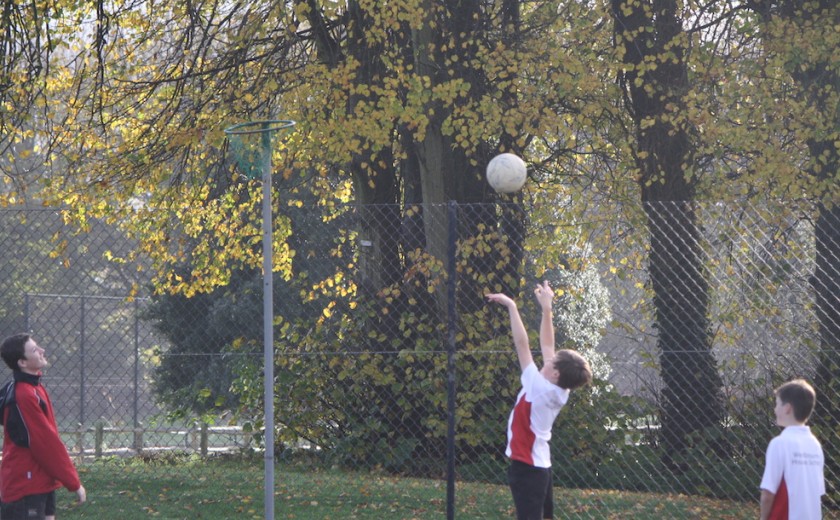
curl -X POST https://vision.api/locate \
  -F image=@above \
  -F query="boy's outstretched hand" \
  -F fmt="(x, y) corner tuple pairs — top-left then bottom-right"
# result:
(534, 280), (554, 309)
(76, 484), (87, 504)
(486, 293), (516, 308)
(486, 292), (532, 369)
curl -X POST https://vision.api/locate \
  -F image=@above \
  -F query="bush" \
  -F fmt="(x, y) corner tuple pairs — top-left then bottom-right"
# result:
(551, 379), (654, 490)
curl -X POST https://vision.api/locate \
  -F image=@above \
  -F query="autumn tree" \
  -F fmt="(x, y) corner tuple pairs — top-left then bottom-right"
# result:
(295, 0), (537, 324)
(745, 0), (840, 501)
(6, 0), (610, 461)
(4, 0), (610, 316)
(273, 0), (616, 460)
(1, 0), (43, 193)
(2, 0), (748, 470)
(611, 0), (725, 459)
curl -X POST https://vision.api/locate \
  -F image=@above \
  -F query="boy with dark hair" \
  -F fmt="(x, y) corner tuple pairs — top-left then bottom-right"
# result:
(487, 281), (592, 520)
(0, 333), (86, 520)
(760, 378), (824, 520)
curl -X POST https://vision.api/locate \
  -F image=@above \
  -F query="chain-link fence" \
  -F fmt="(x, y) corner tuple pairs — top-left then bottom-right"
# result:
(0, 201), (837, 517)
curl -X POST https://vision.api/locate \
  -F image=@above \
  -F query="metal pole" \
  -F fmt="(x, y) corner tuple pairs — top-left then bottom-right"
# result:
(24, 293), (30, 331)
(133, 299), (140, 430)
(225, 119), (295, 520)
(445, 201), (458, 520)
(80, 295), (86, 425)
(261, 126), (275, 520)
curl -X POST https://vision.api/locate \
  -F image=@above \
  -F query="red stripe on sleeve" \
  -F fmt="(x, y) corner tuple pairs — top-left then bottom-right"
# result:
(768, 477), (788, 520)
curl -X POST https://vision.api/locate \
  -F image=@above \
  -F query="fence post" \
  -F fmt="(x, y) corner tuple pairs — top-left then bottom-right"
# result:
(133, 428), (144, 454)
(24, 293), (30, 331)
(201, 423), (209, 457)
(133, 299), (141, 452)
(94, 422), (103, 457)
(446, 201), (459, 520)
(80, 295), (86, 426)
(76, 423), (84, 458)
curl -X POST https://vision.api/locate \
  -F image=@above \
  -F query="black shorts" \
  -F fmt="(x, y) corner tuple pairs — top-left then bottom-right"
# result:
(508, 460), (554, 520)
(0, 491), (56, 519)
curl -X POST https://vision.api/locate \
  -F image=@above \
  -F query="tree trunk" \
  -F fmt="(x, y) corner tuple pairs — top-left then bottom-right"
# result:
(345, 1), (403, 298)
(767, 0), (840, 502)
(410, 0), (524, 316)
(813, 204), (840, 502)
(612, 0), (724, 458)
(305, 0), (404, 320)
(645, 201), (723, 456)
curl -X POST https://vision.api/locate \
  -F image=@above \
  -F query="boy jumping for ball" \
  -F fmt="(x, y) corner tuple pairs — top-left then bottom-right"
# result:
(759, 379), (825, 520)
(486, 281), (592, 520)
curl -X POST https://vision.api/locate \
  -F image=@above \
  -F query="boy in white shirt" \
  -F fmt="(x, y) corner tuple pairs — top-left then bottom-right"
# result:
(487, 281), (592, 520)
(760, 379), (825, 520)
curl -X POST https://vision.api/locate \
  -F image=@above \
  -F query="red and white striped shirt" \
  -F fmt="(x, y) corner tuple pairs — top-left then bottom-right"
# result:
(506, 363), (569, 468)
(760, 425), (824, 519)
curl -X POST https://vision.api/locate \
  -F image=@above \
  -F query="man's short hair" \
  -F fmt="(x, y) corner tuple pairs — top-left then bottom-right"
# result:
(1, 333), (32, 371)
(775, 379), (817, 423)
(553, 349), (593, 390)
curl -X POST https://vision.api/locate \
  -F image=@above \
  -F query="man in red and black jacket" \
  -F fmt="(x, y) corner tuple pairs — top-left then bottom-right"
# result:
(0, 333), (86, 520)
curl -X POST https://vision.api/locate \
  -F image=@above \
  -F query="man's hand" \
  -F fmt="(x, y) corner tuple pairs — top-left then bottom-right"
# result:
(76, 485), (87, 504)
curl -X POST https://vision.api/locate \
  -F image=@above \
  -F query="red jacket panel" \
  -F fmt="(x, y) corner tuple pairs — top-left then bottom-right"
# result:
(0, 372), (81, 503)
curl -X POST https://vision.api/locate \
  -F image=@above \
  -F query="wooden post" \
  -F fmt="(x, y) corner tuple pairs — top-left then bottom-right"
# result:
(76, 423), (84, 458)
(133, 426), (144, 454)
(200, 423), (209, 457)
(95, 423), (104, 458)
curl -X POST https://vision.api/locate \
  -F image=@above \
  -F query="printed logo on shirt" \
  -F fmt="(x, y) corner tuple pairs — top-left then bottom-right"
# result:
(792, 452), (822, 466)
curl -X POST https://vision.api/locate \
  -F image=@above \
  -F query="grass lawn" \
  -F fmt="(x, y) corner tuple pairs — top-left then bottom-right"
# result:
(50, 456), (810, 519)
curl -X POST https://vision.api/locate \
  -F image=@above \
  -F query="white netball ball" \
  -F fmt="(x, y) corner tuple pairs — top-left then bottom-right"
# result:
(486, 153), (527, 193)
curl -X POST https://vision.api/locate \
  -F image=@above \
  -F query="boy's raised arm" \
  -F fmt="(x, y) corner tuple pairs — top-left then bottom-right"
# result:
(486, 293), (534, 371)
(534, 281), (555, 364)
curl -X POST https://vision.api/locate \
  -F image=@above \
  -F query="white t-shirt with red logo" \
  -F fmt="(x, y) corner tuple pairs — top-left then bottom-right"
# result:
(760, 425), (825, 520)
(506, 362), (569, 468)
